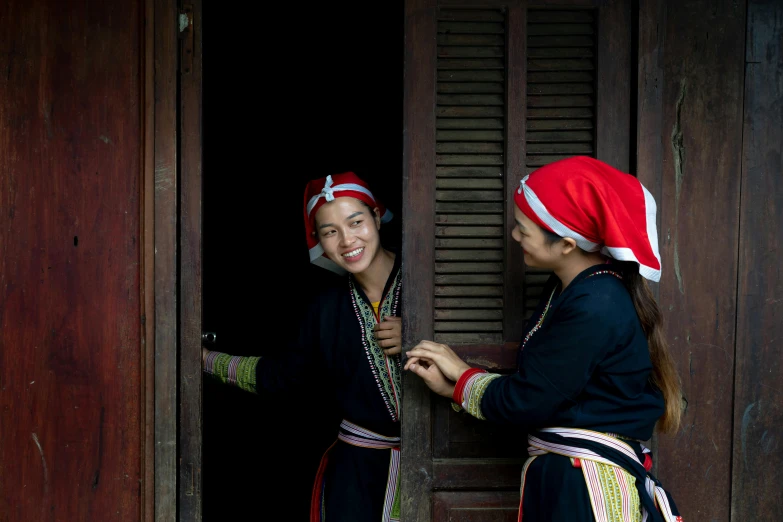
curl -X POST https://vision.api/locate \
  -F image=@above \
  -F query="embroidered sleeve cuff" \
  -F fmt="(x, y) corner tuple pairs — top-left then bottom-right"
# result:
(450, 402), (463, 413)
(203, 351), (261, 394)
(461, 372), (501, 420)
(452, 368), (487, 404)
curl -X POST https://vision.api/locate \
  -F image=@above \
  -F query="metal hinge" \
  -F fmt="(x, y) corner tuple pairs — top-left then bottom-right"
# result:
(179, 4), (194, 75)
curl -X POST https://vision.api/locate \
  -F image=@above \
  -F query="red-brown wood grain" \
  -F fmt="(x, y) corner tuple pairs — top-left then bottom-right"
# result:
(0, 1), (143, 520)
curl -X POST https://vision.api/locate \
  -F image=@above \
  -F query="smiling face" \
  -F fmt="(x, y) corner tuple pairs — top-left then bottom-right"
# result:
(314, 197), (382, 274)
(511, 206), (567, 270)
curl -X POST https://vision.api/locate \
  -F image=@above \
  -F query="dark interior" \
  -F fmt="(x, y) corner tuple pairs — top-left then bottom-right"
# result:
(202, 3), (403, 519)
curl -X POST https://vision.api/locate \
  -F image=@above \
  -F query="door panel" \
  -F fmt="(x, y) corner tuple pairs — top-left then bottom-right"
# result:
(401, 0), (631, 519)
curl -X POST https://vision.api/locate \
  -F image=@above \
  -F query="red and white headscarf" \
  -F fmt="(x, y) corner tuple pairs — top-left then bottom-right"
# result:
(514, 156), (662, 281)
(303, 172), (393, 274)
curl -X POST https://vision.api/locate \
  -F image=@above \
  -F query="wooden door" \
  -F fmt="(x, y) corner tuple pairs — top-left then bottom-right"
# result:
(400, 0), (632, 518)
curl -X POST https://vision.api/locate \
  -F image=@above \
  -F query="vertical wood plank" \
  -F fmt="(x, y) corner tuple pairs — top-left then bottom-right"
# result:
(635, 0), (665, 469)
(732, 1), (783, 519)
(142, 0), (156, 519)
(596, 0), (631, 171)
(154, 0), (178, 520)
(503, 2), (527, 342)
(401, 0), (437, 519)
(0, 1), (143, 520)
(655, 2), (745, 520)
(179, 0), (203, 520)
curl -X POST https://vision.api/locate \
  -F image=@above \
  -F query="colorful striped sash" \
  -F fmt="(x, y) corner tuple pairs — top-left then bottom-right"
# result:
(523, 428), (683, 522)
(311, 420), (401, 522)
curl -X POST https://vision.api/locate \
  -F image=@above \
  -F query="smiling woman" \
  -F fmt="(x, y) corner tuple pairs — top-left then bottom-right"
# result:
(203, 172), (405, 521)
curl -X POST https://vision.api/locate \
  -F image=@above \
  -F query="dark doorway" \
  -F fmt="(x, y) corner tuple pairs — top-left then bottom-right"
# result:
(202, 3), (403, 519)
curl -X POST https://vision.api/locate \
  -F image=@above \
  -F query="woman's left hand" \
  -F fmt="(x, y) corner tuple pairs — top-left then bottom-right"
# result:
(405, 340), (471, 383)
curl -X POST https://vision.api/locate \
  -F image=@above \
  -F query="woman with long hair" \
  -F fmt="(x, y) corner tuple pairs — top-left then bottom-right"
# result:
(406, 156), (684, 522)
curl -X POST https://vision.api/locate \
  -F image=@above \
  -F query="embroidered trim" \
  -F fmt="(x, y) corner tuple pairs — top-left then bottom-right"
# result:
(325, 420), (401, 522)
(462, 372), (501, 420)
(527, 428), (682, 522)
(349, 270), (403, 422)
(580, 459), (642, 522)
(204, 351), (260, 394)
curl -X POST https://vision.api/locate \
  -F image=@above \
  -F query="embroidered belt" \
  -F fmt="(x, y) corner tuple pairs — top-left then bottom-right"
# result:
(311, 420), (401, 522)
(521, 428), (683, 522)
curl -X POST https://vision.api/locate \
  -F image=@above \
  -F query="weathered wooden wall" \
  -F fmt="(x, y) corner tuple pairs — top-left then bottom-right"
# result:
(641, 1), (745, 520)
(0, 0), (143, 521)
(732, 0), (783, 519)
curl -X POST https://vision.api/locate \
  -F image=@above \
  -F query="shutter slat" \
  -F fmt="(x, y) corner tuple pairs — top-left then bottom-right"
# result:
(437, 106), (504, 118)
(437, 22), (505, 34)
(438, 59), (505, 70)
(438, 83), (504, 94)
(527, 143), (593, 154)
(527, 71), (594, 83)
(436, 166), (503, 177)
(528, 35), (594, 48)
(527, 11), (594, 24)
(435, 262), (503, 273)
(528, 95), (594, 108)
(527, 107), (593, 118)
(526, 130), (593, 143)
(527, 119), (593, 130)
(438, 10), (505, 22)
(436, 178), (504, 190)
(437, 118), (504, 130)
(438, 46), (504, 58)
(527, 154), (577, 166)
(436, 226), (504, 237)
(435, 286), (504, 297)
(436, 190), (504, 201)
(528, 83), (594, 95)
(528, 59), (594, 71)
(436, 213), (504, 223)
(436, 154), (504, 166)
(527, 47), (594, 59)
(438, 94), (505, 106)
(438, 70), (504, 82)
(435, 273), (504, 284)
(527, 23), (594, 36)
(436, 250), (503, 262)
(435, 333), (503, 344)
(437, 142), (504, 154)
(437, 34), (504, 46)
(435, 321), (503, 332)
(435, 202), (504, 214)
(434, 298), (503, 309)
(435, 237), (504, 248)
(434, 309), (503, 320)
(437, 130), (504, 142)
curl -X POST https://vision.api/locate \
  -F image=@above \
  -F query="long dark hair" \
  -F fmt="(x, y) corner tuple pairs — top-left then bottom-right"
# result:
(543, 230), (682, 433)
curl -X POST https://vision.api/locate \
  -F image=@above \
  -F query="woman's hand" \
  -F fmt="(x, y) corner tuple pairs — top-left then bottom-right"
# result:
(405, 340), (471, 383)
(375, 316), (402, 355)
(404, 356), (455, 398)
(202, 347), (209, 368)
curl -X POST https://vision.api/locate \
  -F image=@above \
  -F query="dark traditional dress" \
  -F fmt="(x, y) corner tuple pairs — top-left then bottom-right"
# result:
(456, 264), (682, 522)
(205, 255), (403, 521)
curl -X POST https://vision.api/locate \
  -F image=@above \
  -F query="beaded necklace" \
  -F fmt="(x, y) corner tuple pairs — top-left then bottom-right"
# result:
(521, 269), (622, 350)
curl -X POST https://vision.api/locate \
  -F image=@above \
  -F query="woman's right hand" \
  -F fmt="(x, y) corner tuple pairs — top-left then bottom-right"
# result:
(202, 347), (209, 368)
(405, 340), (471, 383)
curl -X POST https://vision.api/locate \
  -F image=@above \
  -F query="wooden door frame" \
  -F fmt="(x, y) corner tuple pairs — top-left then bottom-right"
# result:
(141, 0), (203, 520)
